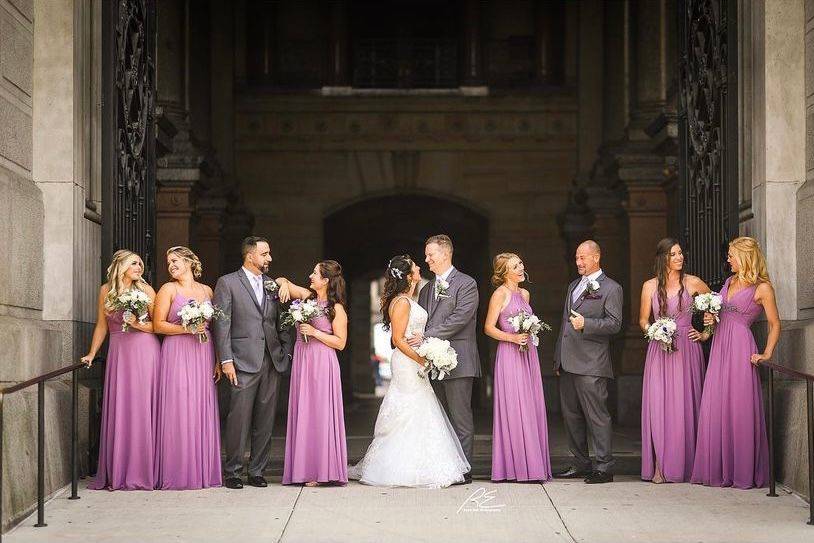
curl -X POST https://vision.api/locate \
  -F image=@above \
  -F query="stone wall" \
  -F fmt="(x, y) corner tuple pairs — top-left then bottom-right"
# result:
(0, 0), (97, 531)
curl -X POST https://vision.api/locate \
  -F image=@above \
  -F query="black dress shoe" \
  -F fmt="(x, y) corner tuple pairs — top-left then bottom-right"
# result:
(224, 477), (243, 489)
(247, 475), (268, 488)
(553, 466), (592, 479)
(584, 471), (613, 484)
(452, 472), (473, 486)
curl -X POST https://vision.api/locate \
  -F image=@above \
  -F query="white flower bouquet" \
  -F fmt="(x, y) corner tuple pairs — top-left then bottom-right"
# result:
(178, 299), (225, 343)
(645, 317), (678, 353)
(416, 337), (458, 380)
(692, 292), (723, 335)
(281, 298), (324, 343)
(110, 289), (151, 332)
(506, 310), (552, 352)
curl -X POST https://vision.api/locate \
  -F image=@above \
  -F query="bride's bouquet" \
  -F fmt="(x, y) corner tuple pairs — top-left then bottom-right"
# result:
(691, 292), (723, 335)
(281, 298), (323, 343)
(645, 317), (678, 353)
(416, 337), (458, 380)
(506, 310), (551, 352)
(109, 289), (151, 332)
(178, 300), (225, 343)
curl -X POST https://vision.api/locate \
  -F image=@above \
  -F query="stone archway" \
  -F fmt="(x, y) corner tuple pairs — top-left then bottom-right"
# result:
(323, 193), (490, 409)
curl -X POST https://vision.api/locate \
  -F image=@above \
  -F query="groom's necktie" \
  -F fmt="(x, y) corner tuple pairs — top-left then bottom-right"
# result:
(251, 275), (263, 306)
(572, 276), (588, 304)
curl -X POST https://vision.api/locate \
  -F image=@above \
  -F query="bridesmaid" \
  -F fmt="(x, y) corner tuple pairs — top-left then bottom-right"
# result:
(277, 260), (349, 487)
(639, 238), (710, 483)
(485, 253), (552, 482)
(85, 250), (160, 491)
(691, 236), (780, 489)
(153, 246), (222, 490)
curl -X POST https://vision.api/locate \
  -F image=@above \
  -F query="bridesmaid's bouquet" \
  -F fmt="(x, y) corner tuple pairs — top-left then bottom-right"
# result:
(281, 298), (323, 343)
(506, 310), (552, 352)
(645, 317), (678, 353)
(178, 300), (225, 343)
(416, 337), (458, 380)
(110, 289), (151, 332)
(692, 292), (723, 335)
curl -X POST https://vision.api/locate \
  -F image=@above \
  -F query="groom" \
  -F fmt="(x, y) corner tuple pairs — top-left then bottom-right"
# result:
(212, 236), (294, 489)
(553, 240), (623, 484)
(411, 234), (479, 483)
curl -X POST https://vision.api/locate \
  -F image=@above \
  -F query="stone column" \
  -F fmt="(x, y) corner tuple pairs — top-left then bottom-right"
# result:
(155, 176), (197, 285)
(195, 194), (228, 287)
(350, 278), (373, 400)
(461, 0), (485, 90)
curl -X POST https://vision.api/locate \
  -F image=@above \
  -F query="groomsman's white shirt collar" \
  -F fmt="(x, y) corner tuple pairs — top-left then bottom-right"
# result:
(242, 266), (264, 306)
(436, 265), (455, 283)
(573, 268), (603, 303)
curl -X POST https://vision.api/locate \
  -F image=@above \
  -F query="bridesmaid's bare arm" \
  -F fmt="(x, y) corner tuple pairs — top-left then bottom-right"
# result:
(301, 304), (348, 351)
(153, 283), (192, 336)
(684, 275), (711, 342)
(638, 279), (656, 333)
(81, 285), (111, 366)
(752, 282), (781, 364)
(484, 287), (525, 344)
(276, 277), (312, 302)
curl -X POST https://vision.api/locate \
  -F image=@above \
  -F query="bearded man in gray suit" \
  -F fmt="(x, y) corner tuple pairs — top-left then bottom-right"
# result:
(410, 234), (479, 484)
(553, 240), (623, 484)
(212, 236), (294, 490)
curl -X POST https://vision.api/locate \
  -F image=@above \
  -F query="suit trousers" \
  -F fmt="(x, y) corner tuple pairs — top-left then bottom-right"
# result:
(223, 352), (282, 478)
(432, 377), (474, 466)
(558, 370), (615, 473)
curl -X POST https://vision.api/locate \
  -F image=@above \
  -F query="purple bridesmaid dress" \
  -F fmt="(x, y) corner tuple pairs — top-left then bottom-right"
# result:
(691, 277), (770, 489)
(491, 291), (552, 482)
(154, 294), (222, 490)
(90, 311), (161, 490)
(641, 289), (705, 482)
(283, 301), (348, 485)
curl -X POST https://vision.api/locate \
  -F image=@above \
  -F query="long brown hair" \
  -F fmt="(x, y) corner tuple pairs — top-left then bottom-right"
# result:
(380, 255), (414, 330)
(654, 238), (685, 317)
(317, 260), (346, 321)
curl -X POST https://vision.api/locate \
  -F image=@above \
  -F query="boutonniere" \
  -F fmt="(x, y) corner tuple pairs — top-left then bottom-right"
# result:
(264, 280), (279, 299)
(435, 279), (450, 299)
(584, 279), (601, 299)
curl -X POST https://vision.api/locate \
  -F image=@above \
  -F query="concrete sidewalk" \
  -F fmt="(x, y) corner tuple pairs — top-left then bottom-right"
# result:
(5, 477), (811, 543)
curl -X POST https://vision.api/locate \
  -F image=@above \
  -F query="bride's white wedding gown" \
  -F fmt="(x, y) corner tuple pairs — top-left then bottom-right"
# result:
(349, 297), (471, 488)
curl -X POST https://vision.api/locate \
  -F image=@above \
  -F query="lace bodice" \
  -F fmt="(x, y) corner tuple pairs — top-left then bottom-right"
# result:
(398, 296), (427, 339)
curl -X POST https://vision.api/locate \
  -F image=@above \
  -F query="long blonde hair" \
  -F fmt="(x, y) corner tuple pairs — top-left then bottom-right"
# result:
(492, 252), (522, 287)
(166, 245), (203, 278)
(729, 236), (770, 285)
(104, 250), (149, 310)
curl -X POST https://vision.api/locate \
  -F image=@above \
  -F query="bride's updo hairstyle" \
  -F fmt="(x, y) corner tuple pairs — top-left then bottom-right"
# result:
(380, 254), (414, 331)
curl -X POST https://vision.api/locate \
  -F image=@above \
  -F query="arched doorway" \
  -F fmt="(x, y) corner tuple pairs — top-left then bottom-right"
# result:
(323, 193), (490, 432)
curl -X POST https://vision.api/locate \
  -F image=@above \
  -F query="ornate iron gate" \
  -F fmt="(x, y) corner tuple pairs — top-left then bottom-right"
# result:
(677, 0), (739, 288)
(101, 0), (157, 283)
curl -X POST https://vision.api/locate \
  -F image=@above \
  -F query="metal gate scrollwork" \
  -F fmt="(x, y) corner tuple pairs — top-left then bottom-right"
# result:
(102, 0), (157, 283)
(677, 0), (739, 289)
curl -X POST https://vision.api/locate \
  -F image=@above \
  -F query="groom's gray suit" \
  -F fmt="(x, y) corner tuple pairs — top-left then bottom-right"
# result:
(418, 267), (480, 464)
(553, 271), (623, 473)
(212, 269), (294, 478)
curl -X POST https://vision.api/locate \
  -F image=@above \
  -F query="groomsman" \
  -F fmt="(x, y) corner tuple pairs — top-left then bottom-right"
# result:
(212, 237), (294, 489)
(553, 240), (623, 484)
(411, 234), (480, 483)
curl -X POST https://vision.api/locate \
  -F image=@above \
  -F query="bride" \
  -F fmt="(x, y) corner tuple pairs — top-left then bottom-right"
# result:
(349, 255), (470, 488)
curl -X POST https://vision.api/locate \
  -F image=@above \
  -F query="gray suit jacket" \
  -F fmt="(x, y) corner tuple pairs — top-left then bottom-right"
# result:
(212, 270), (294, 374)
(418, 268), (481, 379)
(553, 272), (623, 379)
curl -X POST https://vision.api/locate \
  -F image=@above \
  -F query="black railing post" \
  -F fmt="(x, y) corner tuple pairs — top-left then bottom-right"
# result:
(69, 370), (79, 500)
(34, 382), (46, 528)
(767, 368), (777, 497)
(807, 380), (814, 525)
(0, 392), (5, 543)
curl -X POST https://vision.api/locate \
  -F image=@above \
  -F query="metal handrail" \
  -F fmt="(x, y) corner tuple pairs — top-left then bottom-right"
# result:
(762, 360), (814, 525)
(0, 361), (87, 540)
